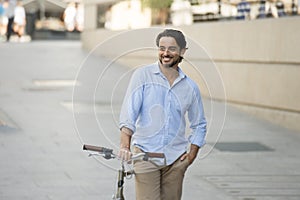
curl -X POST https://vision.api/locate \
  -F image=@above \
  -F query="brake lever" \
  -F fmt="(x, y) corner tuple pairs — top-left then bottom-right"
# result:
(103, 152), (116, 159)
(130, 152), (146, 160)
(88, 152), (116, 160)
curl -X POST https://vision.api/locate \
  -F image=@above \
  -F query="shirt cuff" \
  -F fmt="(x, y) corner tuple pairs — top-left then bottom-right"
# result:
(188, 132), (206, 148)
(119, 123), (136, 134)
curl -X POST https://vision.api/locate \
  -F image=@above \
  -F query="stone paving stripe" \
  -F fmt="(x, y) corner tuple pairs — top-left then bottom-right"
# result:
(226, 188), (300, 196)
(213, 142), (273, 152)
(22, 80), (80, 91)
(0, 108), (18, 131)
(205, 175), (300, 183)
(33, 80), (80, 87)
(215, 181), (300, 189)
(61, 101), (121, 114)
(237, 196), (300, 200)
(205, 175), (300, 199)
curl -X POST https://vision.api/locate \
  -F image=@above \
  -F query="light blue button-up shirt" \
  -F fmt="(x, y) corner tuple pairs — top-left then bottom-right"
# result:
(119, 62), (207, 165)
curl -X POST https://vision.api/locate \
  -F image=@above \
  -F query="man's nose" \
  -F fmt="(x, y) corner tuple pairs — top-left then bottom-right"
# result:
(162, 49), (170, 55)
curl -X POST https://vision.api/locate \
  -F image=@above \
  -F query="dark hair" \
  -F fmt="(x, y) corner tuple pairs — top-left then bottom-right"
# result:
(156, 29), (187, 50)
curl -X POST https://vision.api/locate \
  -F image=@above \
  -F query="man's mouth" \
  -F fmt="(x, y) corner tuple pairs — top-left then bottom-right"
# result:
(162, 56), (173, 62)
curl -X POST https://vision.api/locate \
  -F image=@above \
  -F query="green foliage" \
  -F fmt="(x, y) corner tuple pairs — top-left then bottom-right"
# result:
(141, 0), (173, 9)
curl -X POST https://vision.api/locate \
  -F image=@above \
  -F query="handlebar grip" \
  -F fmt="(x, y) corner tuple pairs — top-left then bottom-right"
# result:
(83, 144), (113, 153)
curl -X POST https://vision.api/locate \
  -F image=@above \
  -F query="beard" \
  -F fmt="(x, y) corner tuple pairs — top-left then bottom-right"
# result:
(159, 55), (183, 68)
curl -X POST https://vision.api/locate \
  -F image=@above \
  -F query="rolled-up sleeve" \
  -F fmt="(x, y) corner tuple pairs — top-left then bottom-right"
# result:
(119, 69), (144, 133)
(187, 87), (207, 147)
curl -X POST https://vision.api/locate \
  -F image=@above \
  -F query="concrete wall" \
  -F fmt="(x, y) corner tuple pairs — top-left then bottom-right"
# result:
(81, 17), (300, 132)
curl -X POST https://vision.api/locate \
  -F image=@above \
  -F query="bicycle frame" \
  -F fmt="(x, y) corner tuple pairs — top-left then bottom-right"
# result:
(83, 144), (164, 199)
(113, 162), (134, 200)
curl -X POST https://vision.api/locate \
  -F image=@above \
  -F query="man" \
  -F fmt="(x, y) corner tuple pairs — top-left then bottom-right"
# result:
(236, 0), (251, 20)
(4, 0), (16, 41)
(13, 0), (26, 40)
(119, 29), (207, 200)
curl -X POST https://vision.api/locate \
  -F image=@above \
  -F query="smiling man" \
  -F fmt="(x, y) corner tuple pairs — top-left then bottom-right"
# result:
(119, 29), (207, 200)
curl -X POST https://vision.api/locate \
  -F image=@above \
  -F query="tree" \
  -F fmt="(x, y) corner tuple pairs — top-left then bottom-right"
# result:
(141, 0), (173, 25)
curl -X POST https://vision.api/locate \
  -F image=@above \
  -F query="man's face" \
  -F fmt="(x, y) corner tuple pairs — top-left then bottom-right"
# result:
(158, 37), (184, 68)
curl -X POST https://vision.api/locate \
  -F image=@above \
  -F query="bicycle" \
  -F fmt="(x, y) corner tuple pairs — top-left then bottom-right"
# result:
(82, 144), (164, 200)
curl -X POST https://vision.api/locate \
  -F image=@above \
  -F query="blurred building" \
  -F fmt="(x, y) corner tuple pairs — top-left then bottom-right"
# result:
(21, 0), (298, 38)
(84, 0), (300, 32)
(189, 0), (299, 21)
(22, 0), (83, 39)
(23, 0), (67, 18)
(85, 0), (151, 30)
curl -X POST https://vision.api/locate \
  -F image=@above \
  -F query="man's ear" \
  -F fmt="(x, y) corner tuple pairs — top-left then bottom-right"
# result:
(180, 48), (187, 56)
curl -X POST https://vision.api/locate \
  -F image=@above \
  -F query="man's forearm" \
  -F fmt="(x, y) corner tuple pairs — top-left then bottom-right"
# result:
(120, 127), (132, 150)
(187, 144), (200, 164)
(119, 127), (133, 161)
(189, 144), (199, 157)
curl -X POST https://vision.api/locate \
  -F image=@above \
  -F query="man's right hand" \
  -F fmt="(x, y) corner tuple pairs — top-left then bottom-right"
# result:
(119, 127), (133, 161)
(118, 148), (132, 161)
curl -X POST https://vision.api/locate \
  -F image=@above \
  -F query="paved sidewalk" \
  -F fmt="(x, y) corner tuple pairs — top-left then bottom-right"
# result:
(0, 41), (300, 200)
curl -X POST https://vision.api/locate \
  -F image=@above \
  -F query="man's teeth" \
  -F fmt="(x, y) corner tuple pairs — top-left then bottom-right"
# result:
(163, 57), (171, 62)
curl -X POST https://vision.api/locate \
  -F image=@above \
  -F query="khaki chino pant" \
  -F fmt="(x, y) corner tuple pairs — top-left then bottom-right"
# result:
(133, 152), (190, 200)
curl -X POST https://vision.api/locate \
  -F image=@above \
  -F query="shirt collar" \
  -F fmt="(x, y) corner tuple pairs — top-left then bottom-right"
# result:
(152, 62), (186, 79)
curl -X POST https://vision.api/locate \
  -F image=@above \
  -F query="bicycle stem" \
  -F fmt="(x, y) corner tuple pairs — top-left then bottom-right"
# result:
(114, 163), (125, 200)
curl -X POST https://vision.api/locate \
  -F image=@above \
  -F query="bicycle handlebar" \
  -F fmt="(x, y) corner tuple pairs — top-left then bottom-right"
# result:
(83, 144), (113, 153)
(83, 144), (115, 159)
(83, 144), (164, 162)
(131, 152), (146, 160)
